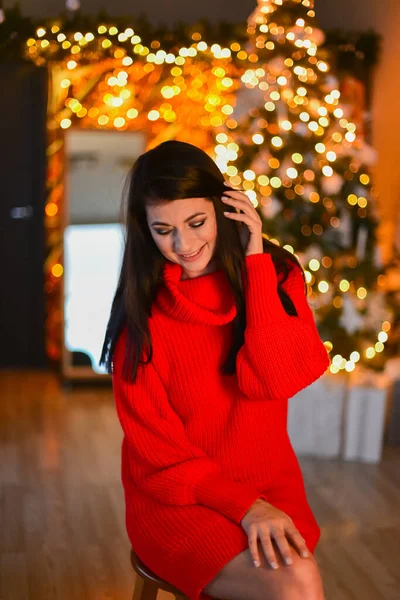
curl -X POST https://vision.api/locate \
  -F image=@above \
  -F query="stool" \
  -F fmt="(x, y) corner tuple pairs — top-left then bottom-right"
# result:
(131, 548), (189, 600)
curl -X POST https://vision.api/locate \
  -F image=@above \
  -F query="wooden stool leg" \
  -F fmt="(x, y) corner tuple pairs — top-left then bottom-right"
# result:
(132, 573), (159, 600)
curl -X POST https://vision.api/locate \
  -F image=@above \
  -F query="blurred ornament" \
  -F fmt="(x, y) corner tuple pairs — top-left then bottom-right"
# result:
(340, 103), (355, 121)
(302, 183), (317, 200)
(309, 28), (325, 47)
(384, 264), (400, 292)
(293, 122), (309, 137)
(340, 75), (366, 139)
(373, 244), (384, 269)
(251, 150), (271, 175)
(308, 98), (321, 117)
(338, 208), (353, 249)
(249, 118), (263, 134)
(351, 140), (378, 167)
(321, 172), (343, 195)
(275, 101), (288, 120)
(363, 290), (393, 330)
(384, 357), (400, 383)
(0, 9), (5, 24)
(266, 56), (286, 77)
(303, 244), (324, 264)
(339, 295), (364, 334)
(353, 184), (369, 198)
(260, 196), (281, 219)
(233, 86), (266, 123)
(277, 157), (293, 179)
(356, 224), (368, 260)
(320, 74), (339, 93)
(66, 0), (80, 10)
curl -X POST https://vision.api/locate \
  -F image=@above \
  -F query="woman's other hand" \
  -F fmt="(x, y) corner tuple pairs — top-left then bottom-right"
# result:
(240, 498), (310, 569)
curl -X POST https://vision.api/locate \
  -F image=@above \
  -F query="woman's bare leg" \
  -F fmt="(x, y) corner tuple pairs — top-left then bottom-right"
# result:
(203, 538), (325, 600)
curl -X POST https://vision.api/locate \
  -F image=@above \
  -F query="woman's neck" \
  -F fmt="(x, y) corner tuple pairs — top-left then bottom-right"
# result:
(181, 257), (219, 280)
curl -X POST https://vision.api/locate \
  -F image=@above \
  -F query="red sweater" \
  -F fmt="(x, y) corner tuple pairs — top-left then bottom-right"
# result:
(112, 252), (331, 600)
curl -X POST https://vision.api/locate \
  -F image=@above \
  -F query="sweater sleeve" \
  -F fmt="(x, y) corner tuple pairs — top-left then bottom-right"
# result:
(236, 252), (331, 401)
(112, 353), (268, 525)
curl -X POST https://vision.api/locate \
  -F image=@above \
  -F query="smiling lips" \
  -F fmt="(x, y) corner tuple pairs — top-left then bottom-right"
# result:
(179, 244), (205, 260)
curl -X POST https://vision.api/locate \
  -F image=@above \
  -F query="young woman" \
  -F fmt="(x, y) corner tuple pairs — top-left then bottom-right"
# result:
(100, 140), (330, 600)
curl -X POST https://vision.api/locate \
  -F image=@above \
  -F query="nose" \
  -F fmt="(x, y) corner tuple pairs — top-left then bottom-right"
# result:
(173, 230), (197, 255)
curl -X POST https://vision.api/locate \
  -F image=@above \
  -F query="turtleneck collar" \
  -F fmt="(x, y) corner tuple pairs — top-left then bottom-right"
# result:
(155, 260), (237, 326)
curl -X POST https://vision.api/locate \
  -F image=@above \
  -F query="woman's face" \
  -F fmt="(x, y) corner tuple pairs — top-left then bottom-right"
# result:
(146, 197), (218, 279)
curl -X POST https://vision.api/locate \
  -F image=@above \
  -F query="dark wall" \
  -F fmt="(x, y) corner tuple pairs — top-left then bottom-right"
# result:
(3, 0), (256, 24)
(0, 64), (48, 367)
(3, 0), (378, 28)
(316, 0), (385, 33)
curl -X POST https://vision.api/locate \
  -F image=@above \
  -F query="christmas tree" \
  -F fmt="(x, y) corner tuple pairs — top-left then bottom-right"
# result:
(214, 0), (393, 374)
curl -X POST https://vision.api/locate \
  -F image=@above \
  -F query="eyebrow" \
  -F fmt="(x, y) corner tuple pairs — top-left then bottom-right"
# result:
(151, 212), (207, 227)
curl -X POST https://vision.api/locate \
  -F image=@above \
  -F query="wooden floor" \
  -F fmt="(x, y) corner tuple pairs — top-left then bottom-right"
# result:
(1, 370), (400, 600)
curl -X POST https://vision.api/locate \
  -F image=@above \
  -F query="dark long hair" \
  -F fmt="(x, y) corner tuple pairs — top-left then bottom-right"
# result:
(99, 140), (304, 383)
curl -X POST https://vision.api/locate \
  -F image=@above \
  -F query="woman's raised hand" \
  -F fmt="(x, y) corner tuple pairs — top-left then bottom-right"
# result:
(240, 498), (310, 569)
(222, 183), (264, 257)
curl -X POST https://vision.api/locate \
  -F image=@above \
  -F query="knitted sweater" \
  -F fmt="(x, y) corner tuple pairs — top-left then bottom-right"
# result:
(112, 251), (331, 599)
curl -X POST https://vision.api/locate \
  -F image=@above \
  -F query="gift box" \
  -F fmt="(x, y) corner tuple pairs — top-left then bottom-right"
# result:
(288, 366), (390, 463)
(288, 371), (347, 458)
(342, 367), (388, 463)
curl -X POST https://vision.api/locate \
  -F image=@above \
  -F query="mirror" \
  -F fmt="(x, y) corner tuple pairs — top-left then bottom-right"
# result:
(62, 129), (146, 380)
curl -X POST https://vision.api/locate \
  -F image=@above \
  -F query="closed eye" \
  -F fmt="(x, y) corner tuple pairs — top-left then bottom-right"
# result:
(154, 220), (206, 236)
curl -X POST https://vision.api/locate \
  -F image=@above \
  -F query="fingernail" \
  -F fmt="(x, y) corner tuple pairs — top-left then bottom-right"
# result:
(254, 560), (260, 568)
(285, 557), (293, 565)
(301, 551), (310, 558)
(270, 562), (279, 569)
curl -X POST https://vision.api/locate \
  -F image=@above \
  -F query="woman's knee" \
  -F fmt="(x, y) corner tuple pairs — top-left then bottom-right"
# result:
(278, 552), (325, 600)
(203, 544), (324, 600)
(252, 537), (324, 600)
